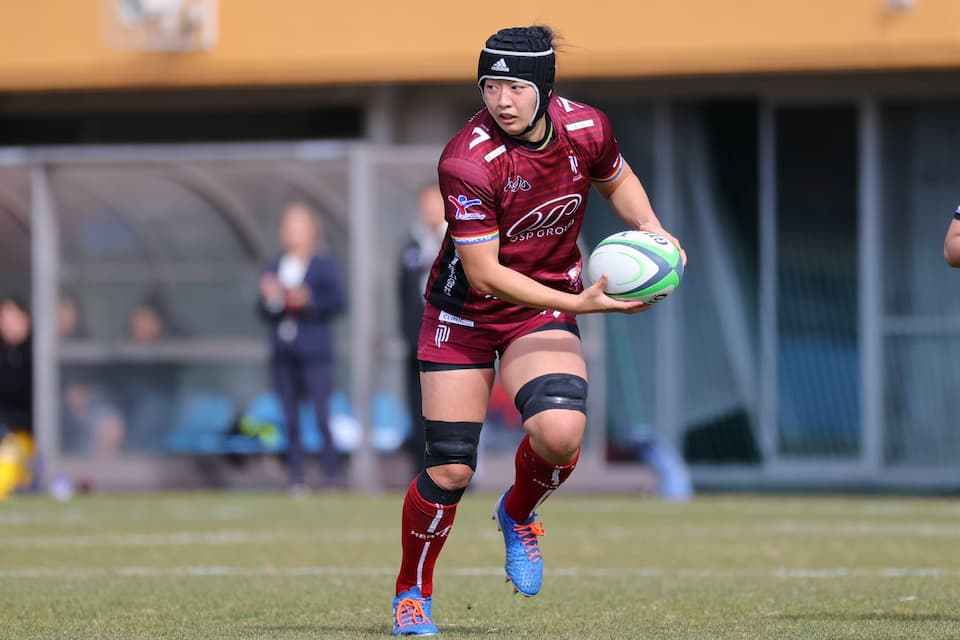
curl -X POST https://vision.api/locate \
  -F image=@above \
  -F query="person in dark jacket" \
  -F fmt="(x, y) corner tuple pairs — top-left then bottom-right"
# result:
(0, 295), (32, 434)
(0, 295), (34, 497)
(259, 202), (347, 491)
(397, 184), (447, 476)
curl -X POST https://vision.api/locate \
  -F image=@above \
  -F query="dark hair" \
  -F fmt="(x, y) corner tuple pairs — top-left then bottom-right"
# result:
(487, 25), (554, 51)
(1, 294), (29, 314)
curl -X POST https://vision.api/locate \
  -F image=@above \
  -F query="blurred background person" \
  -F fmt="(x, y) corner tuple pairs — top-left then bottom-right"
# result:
(0, 295), (34, 497)
(397, 184), (447, 476)
(58, 292), (126, 459)
(112, 292), (180, 453)
(945, 201), (960, 267)
(259, 202), (347, 492)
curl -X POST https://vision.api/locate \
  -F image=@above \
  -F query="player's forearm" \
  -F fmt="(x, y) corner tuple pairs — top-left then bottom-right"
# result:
(603, 172), (663, 231)
(464, 263), (581, 314)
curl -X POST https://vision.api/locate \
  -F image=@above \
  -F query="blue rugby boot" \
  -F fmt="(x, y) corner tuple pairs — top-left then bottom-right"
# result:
(493, 488), (546, 596)
(392, 586), (439, 636)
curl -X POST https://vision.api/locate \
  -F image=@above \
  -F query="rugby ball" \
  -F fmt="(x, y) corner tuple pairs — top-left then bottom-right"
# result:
(586, 230), (683, 304)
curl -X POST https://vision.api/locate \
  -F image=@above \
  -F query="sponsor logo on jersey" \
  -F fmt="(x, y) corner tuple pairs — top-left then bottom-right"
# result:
(449, 194), (485, 220)
(491, 58), (510, 72)
(435, 324), (451, 349)
(565, 259), (583, 289)
(504, 175), (531, 192)
(484, 145), (507, 163)
(565, 119), (595, 132)
(505, 194), (583, 243)
(438, 310), (474, 327)
(408, 525), (452, 541)
(442, 254), (460, 296)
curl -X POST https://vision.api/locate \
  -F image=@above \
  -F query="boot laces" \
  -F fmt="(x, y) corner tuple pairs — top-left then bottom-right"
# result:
(512, 521), (546, 562)
(395, 596), (430, 629)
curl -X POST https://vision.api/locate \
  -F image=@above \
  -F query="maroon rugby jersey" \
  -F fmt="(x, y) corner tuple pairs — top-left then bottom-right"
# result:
(425, 96), (623, 323)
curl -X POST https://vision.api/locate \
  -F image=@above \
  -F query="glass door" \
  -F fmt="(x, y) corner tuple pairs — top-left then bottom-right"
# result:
(767, 104), (862, 461)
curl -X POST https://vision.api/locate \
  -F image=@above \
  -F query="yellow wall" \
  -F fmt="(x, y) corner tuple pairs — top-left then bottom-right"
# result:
(4, 0), (960, 92)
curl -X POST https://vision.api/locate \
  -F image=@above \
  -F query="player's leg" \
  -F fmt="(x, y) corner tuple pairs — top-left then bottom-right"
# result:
(301, 360), (340, 485)
(394, 365), (494, 636)
(494, 327), (588, 595)
(394, 302), (499, 635)
(500, 328), (587, 509)
(272, 356), (306, 490)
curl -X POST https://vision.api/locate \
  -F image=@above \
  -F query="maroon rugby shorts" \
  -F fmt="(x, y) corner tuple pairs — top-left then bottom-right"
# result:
(417, 302), (580, 369)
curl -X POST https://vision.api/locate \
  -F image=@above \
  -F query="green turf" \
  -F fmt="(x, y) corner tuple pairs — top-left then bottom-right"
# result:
(1, 491), (958, 639)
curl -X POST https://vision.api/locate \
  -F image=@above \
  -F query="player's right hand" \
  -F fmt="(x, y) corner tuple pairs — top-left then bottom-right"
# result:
(577, 276), (651, 314)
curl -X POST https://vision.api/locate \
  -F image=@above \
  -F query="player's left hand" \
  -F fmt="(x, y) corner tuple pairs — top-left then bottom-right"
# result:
(639, 223), (687, 267)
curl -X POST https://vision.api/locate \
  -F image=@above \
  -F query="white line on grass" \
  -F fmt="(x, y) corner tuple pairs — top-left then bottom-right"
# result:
(558, 523), (960, 538)
(5, 520), (960, 549)
(0, 530), (391, 548)
(3, 566), (959, 579)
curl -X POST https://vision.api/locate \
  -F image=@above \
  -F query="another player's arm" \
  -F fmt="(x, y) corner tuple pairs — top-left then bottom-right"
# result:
(593, 159), (687, 266)
(945, 215), (960, 268)
(455, 238), (644, 315)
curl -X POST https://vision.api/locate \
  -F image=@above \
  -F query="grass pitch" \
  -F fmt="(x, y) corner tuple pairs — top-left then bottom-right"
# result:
(1, 490), (959, 639)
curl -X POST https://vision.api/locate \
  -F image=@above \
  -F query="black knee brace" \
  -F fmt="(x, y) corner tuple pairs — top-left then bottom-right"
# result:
(416, 470), (465, 505)
(423, 420), (483, 471)
(514, 373), (588, 423)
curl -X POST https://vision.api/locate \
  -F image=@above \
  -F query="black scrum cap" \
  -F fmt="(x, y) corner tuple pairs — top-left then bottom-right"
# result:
(477, 26), (556, 132)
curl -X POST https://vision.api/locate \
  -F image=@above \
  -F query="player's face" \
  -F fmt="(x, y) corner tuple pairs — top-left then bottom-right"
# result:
(482, 79), (538, 137)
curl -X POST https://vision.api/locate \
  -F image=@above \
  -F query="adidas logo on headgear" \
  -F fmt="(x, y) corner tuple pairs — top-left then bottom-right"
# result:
(491, 58), (510, 72)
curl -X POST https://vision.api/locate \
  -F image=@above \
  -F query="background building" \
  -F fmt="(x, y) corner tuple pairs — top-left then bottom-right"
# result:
(2, 0), (959, 491)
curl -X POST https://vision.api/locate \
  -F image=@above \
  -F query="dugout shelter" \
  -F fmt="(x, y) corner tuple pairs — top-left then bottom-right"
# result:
(2, 0), (960, 492)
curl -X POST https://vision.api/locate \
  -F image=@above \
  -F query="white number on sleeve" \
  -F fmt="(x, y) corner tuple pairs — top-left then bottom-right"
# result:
(469, 127), (491, 150)
(557, 97), (585, 113)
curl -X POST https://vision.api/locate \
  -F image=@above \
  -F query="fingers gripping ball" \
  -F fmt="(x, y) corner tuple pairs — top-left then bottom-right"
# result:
(587, 230), (684, 304)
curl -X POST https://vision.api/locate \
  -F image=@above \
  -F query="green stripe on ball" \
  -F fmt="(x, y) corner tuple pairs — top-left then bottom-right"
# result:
(598, 237), (680, 266)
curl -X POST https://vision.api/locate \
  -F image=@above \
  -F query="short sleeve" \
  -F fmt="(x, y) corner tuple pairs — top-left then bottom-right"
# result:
(587, 110), (624, 184)
(438, 156), (501, 246)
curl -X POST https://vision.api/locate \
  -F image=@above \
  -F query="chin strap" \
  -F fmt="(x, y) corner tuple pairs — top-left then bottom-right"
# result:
(514, 116), (553, 150)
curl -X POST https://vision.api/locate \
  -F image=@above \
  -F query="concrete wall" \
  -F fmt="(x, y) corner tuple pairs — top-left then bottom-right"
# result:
(4, 0), (960, 92)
